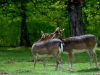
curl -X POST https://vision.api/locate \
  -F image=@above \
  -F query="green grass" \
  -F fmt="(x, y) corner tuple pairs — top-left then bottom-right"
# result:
(0, 47), (100, 75)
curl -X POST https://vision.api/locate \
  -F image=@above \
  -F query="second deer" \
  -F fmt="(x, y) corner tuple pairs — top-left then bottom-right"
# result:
(42, 27), (98, 71)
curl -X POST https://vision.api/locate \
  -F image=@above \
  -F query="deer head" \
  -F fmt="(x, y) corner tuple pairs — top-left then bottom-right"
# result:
(39, 27), (64, 41)
(52, 27), (64, 39)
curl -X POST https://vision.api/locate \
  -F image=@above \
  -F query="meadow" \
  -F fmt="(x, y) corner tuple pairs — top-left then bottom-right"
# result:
(0, 47), (100, 75)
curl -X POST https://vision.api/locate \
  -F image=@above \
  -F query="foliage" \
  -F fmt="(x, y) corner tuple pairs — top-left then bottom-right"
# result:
(83, 0), (100, 43)
(0, 0), (100, 46)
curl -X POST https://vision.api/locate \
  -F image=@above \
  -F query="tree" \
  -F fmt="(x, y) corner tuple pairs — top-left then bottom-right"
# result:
(67, 0), (85, 36)
(1, 0), (31, 47)
(13, 0), (31, 47)
(0, 0), (99, 46)
(20, 2), (30, 47)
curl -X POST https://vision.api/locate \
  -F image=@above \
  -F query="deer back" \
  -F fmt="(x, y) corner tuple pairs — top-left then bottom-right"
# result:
(32, 39), (64, 55)
(63, 34), (98, 51)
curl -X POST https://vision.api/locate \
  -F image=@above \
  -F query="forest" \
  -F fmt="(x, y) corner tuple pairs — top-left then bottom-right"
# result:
(0, 0), (100, 75)
(0, 0), (100, 47)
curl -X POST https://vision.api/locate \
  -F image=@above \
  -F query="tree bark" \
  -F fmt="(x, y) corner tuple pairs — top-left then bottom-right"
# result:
(20, 3), (30, 47)
(68, 0), (85, 36)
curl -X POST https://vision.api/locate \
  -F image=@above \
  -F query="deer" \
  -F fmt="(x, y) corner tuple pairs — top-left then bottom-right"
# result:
(42, 28), (98, 71)
(38, 27), (64, 42)
(54, 30), (98, 71)
(31, 27), (64, 71)
(31, 38), (64, 71)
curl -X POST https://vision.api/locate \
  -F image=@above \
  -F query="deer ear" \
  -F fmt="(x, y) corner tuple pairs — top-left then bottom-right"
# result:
(61, 29), (64, 32)
(54, 27), (60, 33)
(56, 27), (59, 30)
(41, 31), (44, 34)
(55, 27), (59, 31)
(41, 31), (46, 38)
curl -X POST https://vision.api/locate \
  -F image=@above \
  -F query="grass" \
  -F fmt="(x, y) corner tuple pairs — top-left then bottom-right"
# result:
(0, 47), (100, 75)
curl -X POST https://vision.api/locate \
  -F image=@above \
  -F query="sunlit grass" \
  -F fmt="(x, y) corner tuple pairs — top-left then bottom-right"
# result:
(0, 47), (100, 75)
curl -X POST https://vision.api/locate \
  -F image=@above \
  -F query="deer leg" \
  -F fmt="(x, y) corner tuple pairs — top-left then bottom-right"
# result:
(88, 50), (93, 69)
(89, 49), (98, 69)
(34, 55), (37, 69)
(92, 50), (98, 68)
(88, 49), (98, 69)
(55, 61), (58, 71)
(53, 55), (62, 71)
(67, 52), (74, 71)
(43, 59), (47, 70)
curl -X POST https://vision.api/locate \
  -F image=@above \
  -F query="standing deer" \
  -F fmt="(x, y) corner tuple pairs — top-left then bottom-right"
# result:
(42, 28), (98, 71)
(31, 27), (64, 71)
(31, 38), (64, 71)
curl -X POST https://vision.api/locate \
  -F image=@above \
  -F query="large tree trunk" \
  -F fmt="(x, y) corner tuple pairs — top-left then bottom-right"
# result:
(68, 0), (85, 36)
(20, 3), (30, 47)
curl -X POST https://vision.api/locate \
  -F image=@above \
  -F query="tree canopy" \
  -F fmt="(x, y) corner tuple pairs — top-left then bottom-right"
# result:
(0, 0), (100, 46)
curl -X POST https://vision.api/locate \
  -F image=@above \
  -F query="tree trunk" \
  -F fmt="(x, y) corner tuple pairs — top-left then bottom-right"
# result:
(20, 3), (30, 47)
(68, 0), (85, 36)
